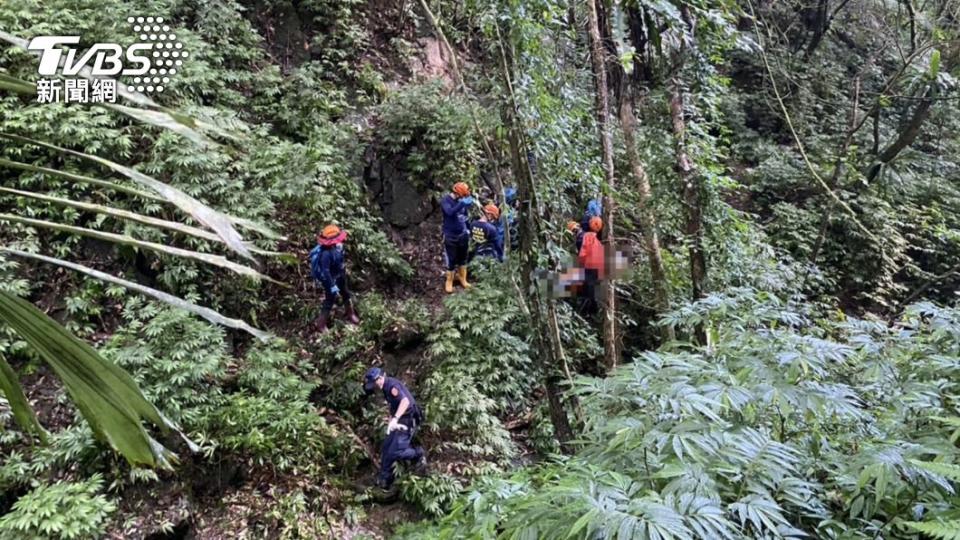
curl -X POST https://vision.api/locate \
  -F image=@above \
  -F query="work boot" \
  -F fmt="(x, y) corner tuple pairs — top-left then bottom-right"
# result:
(414, 451), (428, 476)
(372, 479), (398, 501)
(456, 266), (471, 289)
(444, 271), (455, 293)
(314, 311), (331, 333)
(344, 302), (360, 325)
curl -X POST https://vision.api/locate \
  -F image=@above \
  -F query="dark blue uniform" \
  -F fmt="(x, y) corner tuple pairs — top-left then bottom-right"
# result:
(378, 377), (424, 487)
(441, 193), (472, 270)
(309, 244), (351, 311)
(470, 220), (503, 262)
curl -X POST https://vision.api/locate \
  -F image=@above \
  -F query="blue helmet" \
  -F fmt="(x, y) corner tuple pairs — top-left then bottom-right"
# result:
(505, 187), (517, 205)
(586, 199), (602, 217)
(363, 367), (384, 391)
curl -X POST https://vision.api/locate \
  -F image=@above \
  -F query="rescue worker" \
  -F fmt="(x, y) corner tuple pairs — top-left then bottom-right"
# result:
(309, 224), (360, 333)
(503, 187), (520, 252)
(567, 220), (585, 252)
(363, 367), (426, 492)
(440, 182), (474, 293)
(580, 199), (602, 233)
(577, 216), (605, 315)
(470, 204), (504, 262)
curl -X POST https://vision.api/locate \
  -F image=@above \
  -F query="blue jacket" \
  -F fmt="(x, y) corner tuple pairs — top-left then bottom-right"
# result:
(441, 193), (470, 240)
(309, 244), (344, 293)
(471, 220), (503, 261)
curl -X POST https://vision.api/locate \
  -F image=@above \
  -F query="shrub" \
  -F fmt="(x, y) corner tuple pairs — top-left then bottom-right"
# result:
(376, 82), (481, 191)
(0, 475), (115, 540)
(401, 289), (960, 539)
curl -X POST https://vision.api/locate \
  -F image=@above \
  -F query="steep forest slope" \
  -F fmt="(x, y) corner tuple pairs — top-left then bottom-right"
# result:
(1, 0), (959, 539)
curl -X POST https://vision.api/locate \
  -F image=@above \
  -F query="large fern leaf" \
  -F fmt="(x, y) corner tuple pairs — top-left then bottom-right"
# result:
(904, 520), (960, 540)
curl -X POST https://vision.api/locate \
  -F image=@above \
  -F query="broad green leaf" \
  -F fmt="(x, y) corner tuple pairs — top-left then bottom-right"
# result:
(107, 103), (218, 149)
(0, 352), (48, 441)
(0, 213), (277, 283)
(0, 133), (256, 262)
(931, 49), (942, 79)
(0, 289), (180, 468)
(0, 73), (35, 94)
(0, 158), (163, 202)
(0, 247), (273, 342)
(0, 158), (282, 238)
(0, 187), (284, 257)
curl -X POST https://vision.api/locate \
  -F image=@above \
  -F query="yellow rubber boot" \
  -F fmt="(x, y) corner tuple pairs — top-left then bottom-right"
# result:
(456, 267), (471, 289)
(444, 271), (455, 293)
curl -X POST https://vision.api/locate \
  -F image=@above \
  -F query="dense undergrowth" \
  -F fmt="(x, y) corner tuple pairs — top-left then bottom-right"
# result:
(400, 283), (960, 538)
(1, 0), (959, 538)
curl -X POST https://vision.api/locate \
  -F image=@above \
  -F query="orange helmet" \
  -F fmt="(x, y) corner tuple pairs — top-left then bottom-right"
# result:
(453, 182), (470, 197)
(566, 221), (580, 233)
(318, 224), (347, 246)
(589, 216), (603, 232)
(483, 204), (500, 220)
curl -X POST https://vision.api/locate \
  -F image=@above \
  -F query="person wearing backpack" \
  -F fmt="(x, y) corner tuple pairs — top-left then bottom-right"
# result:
(363, 367), (427, 493)
(469, 204), (504, 263)
(580, 198), (602, 233)
(309, 224), (360, 333)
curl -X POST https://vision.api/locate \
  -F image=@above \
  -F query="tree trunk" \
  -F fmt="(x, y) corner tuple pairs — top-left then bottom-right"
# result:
(670, 82), (707, 337)
(511, 122), (576, 451)
(670, 9), (707, 345)
(802, 0), (830, 58)
(585, 0), (619, 371)
(496, 20), (576, 451)
(865, 85), (934, 181)
(865, 44), (958, 181)
(617, 83), (673, 341)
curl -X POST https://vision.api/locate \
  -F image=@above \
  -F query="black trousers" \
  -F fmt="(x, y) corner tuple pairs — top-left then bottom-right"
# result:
(578, 269), (600, 315)
(379, 419), (422, 487)
(444, 235), (469, 270)
(321, 274), (351, 312)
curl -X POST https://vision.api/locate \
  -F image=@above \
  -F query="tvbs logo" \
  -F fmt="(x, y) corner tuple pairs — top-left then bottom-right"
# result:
(29, 16), (187, 102)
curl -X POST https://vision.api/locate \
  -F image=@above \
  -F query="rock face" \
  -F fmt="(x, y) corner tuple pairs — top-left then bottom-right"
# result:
(407, 37), (455, 88)
(364, 146), (436, 228)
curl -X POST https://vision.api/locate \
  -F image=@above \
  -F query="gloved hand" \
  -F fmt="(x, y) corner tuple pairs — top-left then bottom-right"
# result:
(460, 196), (475, 207)
(387, 417), (408, 434)
(330, 285), (340, 296)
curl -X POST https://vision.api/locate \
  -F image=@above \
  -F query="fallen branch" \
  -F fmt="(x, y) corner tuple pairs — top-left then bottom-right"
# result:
(504, 411), (535, 431)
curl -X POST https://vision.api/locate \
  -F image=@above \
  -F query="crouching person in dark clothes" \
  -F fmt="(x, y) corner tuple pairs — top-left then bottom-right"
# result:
(363, 367), (427, 494)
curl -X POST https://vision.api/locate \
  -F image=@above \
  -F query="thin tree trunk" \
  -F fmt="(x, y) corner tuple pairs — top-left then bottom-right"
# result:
(585, 0), (619, 370)
(670, 9), (707, 345)
(808, 76), (862, 265)
(865, 44), (958, 181)
(496, 19), (576, 451)
(617, 84), (673, 341)
(670, 82), (707, 343)
(511, 122), (575, 451)
(865, 85), (934, 181)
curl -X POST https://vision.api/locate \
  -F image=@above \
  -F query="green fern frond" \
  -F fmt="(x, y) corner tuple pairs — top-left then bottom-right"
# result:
(903, 520), (960, 540)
